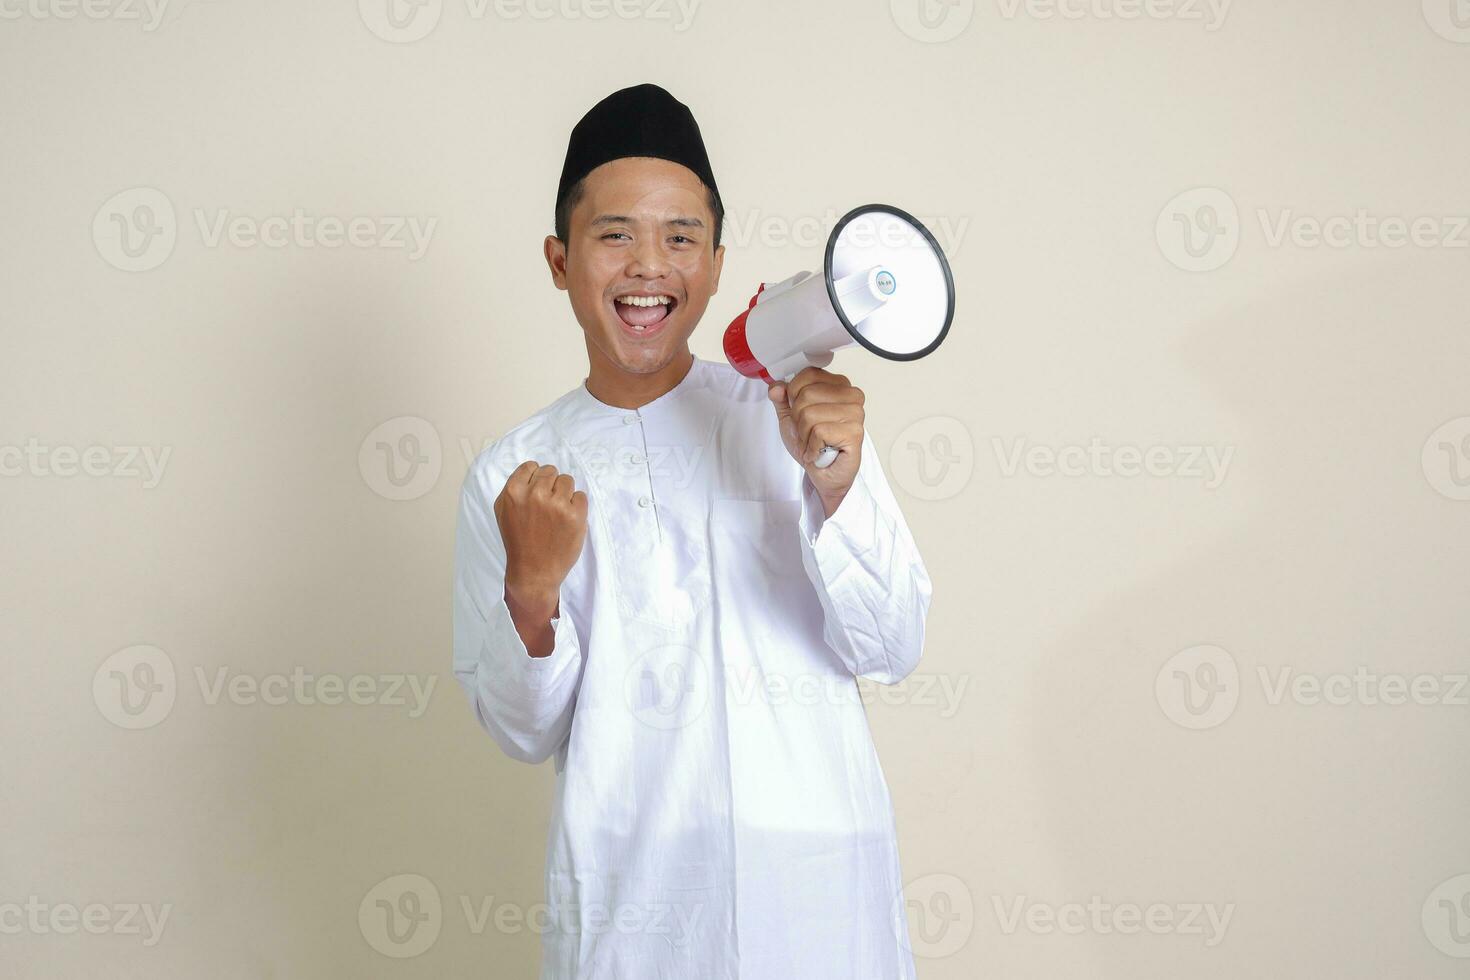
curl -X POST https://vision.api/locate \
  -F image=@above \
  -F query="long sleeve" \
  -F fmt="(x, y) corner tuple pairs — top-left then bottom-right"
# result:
(452, 452), (585, 765)
(796, 429), (933, 685)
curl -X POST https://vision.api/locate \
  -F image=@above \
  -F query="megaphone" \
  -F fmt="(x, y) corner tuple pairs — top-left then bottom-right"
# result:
(723, 203), (956, 468)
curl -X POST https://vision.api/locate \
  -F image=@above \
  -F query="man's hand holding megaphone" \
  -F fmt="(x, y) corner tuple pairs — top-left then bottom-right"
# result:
(768, 367), (864, 517)
(727, 203), (956, 517)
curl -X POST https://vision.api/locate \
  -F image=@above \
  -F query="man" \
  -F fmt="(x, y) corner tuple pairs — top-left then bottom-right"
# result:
(452, 83), (933, 979)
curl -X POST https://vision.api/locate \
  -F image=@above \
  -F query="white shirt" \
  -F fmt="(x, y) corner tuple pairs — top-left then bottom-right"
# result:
(452, 354), (933, 979)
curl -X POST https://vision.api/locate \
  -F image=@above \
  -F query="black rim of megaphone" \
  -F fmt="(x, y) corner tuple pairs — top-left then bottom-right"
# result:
(822, 203), (956, 362)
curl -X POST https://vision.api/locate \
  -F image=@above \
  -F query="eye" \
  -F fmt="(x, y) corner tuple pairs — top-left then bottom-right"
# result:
(669, 235), (695, 245)
(601, 232), (631, 241)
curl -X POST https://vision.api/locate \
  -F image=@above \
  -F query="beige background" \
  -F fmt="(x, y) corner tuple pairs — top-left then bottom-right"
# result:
(3, 0), (1469, 976)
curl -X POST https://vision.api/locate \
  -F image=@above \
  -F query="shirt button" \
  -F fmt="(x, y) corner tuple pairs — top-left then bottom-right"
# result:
(630, 453), (646, 464)
(637, 496), (652, 508)
(622, 415), (638, 425)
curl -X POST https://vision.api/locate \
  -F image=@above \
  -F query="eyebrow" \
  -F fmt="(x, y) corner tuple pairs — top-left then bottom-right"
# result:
(590, 214), (706, 229)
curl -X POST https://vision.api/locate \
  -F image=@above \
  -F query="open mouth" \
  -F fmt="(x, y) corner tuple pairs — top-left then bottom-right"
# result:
(613, 293), (677, 334)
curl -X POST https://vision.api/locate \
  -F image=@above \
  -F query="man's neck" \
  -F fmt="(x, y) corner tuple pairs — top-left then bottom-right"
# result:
(584, 347), (696, 410)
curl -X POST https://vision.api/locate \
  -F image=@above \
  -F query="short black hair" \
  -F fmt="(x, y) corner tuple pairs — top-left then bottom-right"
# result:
(554, 177), (724, 250)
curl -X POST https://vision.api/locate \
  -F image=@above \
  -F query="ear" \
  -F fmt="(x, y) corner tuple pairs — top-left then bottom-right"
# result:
(710, 242), (725, 296)
(543, 235), (569, 291)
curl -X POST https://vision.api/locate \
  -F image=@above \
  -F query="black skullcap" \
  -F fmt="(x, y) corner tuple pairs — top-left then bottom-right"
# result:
(555, 83), (721, 220)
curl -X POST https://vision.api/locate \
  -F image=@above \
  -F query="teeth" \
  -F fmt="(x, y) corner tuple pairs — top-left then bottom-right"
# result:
(616, 295), (673, 307)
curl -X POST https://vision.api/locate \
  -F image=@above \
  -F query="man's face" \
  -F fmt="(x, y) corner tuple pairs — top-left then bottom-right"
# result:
(545, 156), (724, 377)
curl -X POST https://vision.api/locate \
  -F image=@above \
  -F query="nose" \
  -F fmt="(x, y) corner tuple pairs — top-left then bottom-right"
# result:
(625, 234), (672, 280)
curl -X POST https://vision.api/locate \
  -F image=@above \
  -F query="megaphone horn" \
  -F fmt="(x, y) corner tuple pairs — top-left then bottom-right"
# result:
(723, 204), (956, 468)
